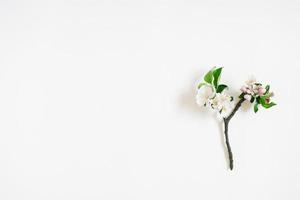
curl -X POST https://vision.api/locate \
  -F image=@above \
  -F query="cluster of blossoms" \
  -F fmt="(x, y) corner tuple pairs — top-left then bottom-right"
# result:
(196, 86), (234, 117)
(196, 67), (276, 115)
(239, 77), (275, 113)
(196, 67), (234, 117)
(241, 78), (266, 98)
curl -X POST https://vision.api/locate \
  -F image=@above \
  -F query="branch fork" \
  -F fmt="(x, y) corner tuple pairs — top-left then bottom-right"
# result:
(223, 98), (245, 170)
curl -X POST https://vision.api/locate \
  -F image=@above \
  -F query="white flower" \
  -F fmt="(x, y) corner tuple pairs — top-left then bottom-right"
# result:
(252, 84), (259, 93)
(241, 77), (267, 100)
(211, 92), (234, 117)
(196, 85), (215, 106)
(244, 94), (252, 101)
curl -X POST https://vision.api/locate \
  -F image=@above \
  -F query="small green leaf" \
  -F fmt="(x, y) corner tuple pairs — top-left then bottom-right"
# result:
(216, 84), (228, 93)
(259, 97), (267, 106)
(254, 103), (259, 113)
(265, 85), (270, 95)
(204, 67), (215, 84)
(263, 102), (276, 109)
(197, 82), (206, 89)
(213, 67), (223, 88)
(259, 97), (276, 109)
(269, 102), (276, 107)
(256, 96), (260, 103)
(250, 96), (255, 103)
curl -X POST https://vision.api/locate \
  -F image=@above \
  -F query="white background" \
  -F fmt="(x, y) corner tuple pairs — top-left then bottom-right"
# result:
(0, 0), (299, 199)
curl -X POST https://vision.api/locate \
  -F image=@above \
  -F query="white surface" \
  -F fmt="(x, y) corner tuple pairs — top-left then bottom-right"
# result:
(0, 0), (299, 199)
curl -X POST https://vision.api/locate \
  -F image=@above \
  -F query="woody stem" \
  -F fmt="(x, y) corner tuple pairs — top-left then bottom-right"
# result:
(223, 98), (245, 170)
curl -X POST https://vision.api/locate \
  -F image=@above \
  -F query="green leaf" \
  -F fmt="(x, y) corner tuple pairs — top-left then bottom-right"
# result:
(254, 103), (259, 113)
(263, 102), (276, 108)
(216, 84), (228, 93)
(197, 82), (206, 89)
(265, 85), (270, 95)
(259, 97), (277, 109)
(204, 67), (215, 84)
(256, 96), (260, 103)
(259, 97), (267, 106)
(212, 67), (223, 88)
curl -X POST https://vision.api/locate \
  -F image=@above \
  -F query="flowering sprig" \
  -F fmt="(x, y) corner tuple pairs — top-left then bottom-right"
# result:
(196, 67), (276, 170)
(196, 67), (234, 117)
(239, 78), (276, 113)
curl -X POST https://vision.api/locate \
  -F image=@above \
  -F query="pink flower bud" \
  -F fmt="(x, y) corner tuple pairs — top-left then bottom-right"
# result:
(241, 86), (248, 93)
(258, 88), (266, 96)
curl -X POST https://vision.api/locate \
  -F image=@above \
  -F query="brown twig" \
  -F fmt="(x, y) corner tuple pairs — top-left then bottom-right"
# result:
(223, 97), (245, 170)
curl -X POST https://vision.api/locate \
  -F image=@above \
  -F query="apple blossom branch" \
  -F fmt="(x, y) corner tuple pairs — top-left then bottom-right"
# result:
(196, 67), (276, 170)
